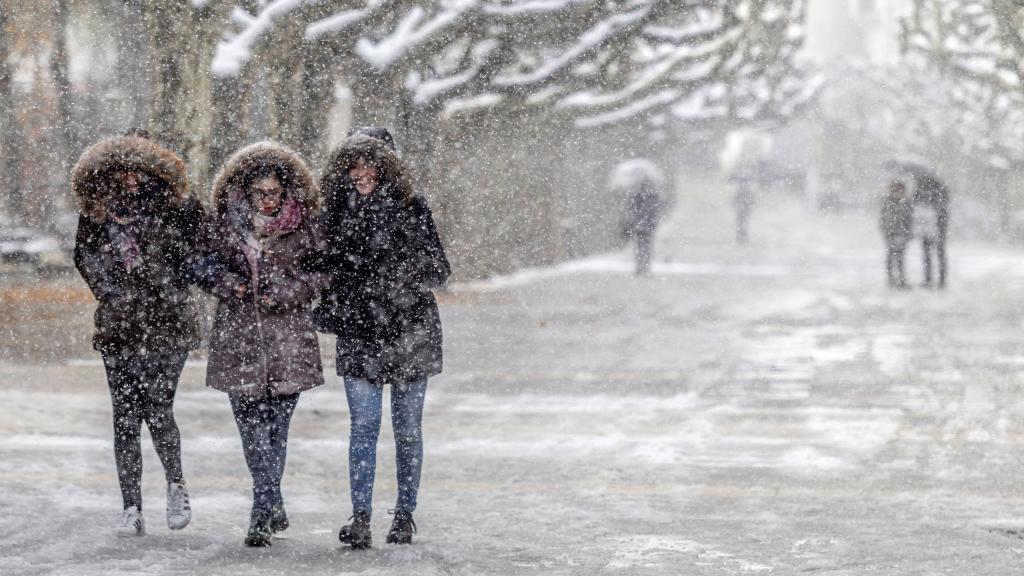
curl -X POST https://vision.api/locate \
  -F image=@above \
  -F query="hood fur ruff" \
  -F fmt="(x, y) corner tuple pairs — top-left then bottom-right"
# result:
(211, 141), (318, 215)
(71, 136), (189, 222)
(321, 135), (414, 207)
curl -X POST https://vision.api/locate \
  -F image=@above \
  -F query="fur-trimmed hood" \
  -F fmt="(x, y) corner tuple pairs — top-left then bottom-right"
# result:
(71, 136), (189, 223)
(321, 135), (414, 210)
(210, 141), (318, 215)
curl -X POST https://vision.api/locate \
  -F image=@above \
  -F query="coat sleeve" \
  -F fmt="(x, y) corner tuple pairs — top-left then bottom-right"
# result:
(390, 198), (451, 290)
(73, 216), (124, 302)
(157, 198), (208, 290)
(189, 216), (249, 301)
(263, 225), (324, 309)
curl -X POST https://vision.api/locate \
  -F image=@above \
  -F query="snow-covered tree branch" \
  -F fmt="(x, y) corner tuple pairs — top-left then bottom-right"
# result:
(210, 0), (814, 131)
(902, 0), (1024, 170)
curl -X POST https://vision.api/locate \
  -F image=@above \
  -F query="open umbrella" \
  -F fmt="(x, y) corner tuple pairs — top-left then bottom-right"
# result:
(882, 159), (949, 210)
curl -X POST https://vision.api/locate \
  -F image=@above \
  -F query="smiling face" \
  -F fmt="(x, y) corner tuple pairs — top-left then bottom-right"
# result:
(349, 159), (380, 196)
(250, 175), (285, 216)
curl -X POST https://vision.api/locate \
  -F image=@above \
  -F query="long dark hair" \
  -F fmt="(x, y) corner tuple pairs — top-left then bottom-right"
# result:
(321, 136), (413, 216)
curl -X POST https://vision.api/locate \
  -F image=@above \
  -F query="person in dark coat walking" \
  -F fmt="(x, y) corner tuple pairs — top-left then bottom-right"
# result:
(911, 172), (950, 288)
(733, 176), (755, 245)
(72, 134), (203, 536)
(614, 160), (664, 275)
(304, 133), (450, 548)
(194, 142), (324, 547)
(879, 179), (913, 289)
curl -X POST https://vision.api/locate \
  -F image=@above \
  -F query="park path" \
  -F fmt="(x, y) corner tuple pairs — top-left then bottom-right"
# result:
(3, 178), (1024, 574)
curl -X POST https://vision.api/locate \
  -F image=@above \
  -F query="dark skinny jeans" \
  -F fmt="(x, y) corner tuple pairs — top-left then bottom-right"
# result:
(229, 393), (300, 512)
(102, 347), (188, 511)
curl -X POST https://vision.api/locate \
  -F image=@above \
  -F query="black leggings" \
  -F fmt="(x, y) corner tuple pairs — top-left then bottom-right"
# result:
(102, 347), (188, 511)
(885, 243), (907, 287)
(634, 231), (654, 275)
(922, 235), (947, 287)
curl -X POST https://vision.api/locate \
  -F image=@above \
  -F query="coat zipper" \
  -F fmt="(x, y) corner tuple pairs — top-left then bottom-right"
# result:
(250, 241), (271, 394)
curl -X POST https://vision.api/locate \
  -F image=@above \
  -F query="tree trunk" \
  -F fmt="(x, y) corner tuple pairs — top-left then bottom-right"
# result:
(141, 0), (226, 199)
(0, 1), (23, 219)
(116, 0), (153, 129)
(50, 0), (75, 220)
(295, 41), (337, 168)
(209, 74), (249, 181)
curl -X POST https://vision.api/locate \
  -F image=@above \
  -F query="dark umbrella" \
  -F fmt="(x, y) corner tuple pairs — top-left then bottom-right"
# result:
(882, 159), (949, 210)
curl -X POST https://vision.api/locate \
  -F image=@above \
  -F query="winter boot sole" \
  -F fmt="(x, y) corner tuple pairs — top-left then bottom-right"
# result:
(386, 533), (412, 545)
(245, 532), (272, 547)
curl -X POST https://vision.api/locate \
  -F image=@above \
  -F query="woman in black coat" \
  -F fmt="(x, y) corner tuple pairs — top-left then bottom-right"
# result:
(72, 134), (203, 536)
(306, 133), (449, 548)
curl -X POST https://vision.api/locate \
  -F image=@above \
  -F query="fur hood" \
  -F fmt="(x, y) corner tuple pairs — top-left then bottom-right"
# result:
(210, 141), (318, 215)
(71, 136), (189, 223)
(321, 135), (414, 209)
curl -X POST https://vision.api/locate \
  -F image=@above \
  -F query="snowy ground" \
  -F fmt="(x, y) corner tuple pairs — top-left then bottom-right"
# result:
(4, 178), (1024, 574)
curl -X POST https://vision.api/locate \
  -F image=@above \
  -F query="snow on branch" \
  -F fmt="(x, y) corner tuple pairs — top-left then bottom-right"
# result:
(212, 0), (315, 77)
(482, 0), (589, 16)
(410, 39), (499, 104)
(557, 25), (741, 111)
(573, 88), (681, 128)
(203, 0), (812, 134)
(494, 7), (650, 86)
(356, 3), (476, 70)
(900, 0), (1024, 169)
(305, 9), (368, 41)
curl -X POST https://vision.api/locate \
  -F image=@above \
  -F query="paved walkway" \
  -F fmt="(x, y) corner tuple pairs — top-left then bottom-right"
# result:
(3, 178), (1024, 574)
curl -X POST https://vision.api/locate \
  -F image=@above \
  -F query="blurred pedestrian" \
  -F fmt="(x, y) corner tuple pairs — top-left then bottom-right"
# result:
(912, 173), (950, 288)
(304, 132), (450, 548)
(733, 176), (755, 245)
(879, 179), (913, 289)
(72, 134), (204, 536)
(194, 142), (324, 547)
(613, 159), (665, 275)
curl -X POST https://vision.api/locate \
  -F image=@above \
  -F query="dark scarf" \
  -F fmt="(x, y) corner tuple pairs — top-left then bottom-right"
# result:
(106, 203), (147, 273)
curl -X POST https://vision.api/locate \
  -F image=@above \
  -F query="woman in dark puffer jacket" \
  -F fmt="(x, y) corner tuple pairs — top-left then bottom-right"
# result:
(306, 133), (449, 548)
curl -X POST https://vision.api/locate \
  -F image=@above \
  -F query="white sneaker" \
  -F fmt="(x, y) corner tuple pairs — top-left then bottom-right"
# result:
(117, 506), (145, 537)
(166, 482), (191, 530)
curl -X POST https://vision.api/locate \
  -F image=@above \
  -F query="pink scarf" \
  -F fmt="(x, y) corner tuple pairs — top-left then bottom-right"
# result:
(240, 195), (306, 292)
(252, 195), (306, 239)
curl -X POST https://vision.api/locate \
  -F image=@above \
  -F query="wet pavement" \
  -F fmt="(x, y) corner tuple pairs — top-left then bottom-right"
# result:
(3, 178), (1024, 574)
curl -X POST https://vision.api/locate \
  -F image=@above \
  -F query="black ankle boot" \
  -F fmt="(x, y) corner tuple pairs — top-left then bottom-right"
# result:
(386, 509), (416, 545)
(245, 509), (273, 547)
(269, 503), (289, 533)
(338, 511), (371, 549)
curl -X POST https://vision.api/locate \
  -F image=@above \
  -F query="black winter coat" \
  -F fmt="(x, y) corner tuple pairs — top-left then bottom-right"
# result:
(624, 181), (662, 238)
(911, 173), (950, 235)
(309, 136), (450, 386)
(72, 136), (204, 355)
(312, 194), (449, 385)
(879, 193), (913, 248)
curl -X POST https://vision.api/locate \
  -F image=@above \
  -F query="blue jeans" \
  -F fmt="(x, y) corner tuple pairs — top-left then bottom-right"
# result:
(230, 393), (299, 512)
(345, 376), (427, 515)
